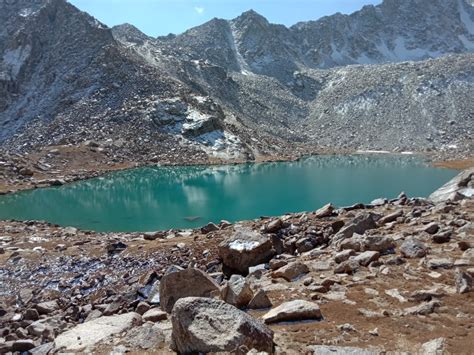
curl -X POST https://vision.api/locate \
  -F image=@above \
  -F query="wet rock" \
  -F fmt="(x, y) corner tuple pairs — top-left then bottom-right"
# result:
(159, 267), (220, 313)
(455, 270), (472, 294)
(171, 297), (274, 354)
(271, 261), (309, 281)
(142, 309), (167, 322)
(354, 251), (380, 266)
(222, 275), (253, 308)
(400, 238), (428, 258)
(219, 227), (275, 274)
(262, 300), (322, 324)
(248, 290), (272, 310)
(54, 312), (142, 352)
(314, 203), (334, 218)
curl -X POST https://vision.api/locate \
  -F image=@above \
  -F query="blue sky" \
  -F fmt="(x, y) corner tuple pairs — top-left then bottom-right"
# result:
(69, 0), (382, 37)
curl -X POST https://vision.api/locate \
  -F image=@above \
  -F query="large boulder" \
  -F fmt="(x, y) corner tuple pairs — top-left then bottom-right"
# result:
(171, 297), (274, 354)
(429, 168), (474, 203)
(219, 226), (275, 274)
(160, 267), (221, 313)
(262, 300), (322, 324)
(54, 312), (141, 352)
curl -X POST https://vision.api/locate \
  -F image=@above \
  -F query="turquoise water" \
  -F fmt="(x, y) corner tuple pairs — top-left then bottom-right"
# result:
(0, 155), (457, 232)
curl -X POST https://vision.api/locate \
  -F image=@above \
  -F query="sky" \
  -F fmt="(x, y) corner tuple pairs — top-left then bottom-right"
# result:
(69, 0), (382, 37)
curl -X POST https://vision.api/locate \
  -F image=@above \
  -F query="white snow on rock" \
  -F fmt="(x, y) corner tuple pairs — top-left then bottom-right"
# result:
(2, 45), (31, 79)
(229, 240), (261, 251)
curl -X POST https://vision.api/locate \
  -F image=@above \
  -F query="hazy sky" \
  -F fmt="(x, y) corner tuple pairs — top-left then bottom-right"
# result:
(69, 0), (382, 37)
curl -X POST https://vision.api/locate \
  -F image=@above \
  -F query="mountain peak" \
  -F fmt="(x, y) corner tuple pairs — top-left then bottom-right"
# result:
(235, 9), (269, 24)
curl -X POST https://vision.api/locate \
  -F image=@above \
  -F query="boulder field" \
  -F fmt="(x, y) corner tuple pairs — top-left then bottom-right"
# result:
(0, 169), (473, 353)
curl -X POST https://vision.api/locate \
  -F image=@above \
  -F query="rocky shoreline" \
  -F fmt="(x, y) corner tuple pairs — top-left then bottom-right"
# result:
(0, 168), (473, 354)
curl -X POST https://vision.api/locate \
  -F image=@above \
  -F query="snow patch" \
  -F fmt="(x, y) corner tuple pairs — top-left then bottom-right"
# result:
(2, 45), (32, 79)
(460, 0), (474, 35)
(229, 240), (260, 251)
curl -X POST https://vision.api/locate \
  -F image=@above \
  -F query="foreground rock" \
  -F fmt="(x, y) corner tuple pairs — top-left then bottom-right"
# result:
(54, 312), (141, 352)
(171, 297), (274, 354)
(219, 226), (275, 274)
(159, 267), (221, 312)
(262, 300), (322, 324)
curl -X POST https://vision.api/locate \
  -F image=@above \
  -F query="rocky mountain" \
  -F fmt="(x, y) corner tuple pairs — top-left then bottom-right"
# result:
(0, 0), (473, 160)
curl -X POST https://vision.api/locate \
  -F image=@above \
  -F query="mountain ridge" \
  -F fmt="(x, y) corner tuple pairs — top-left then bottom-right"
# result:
(0, 0), (473, 161)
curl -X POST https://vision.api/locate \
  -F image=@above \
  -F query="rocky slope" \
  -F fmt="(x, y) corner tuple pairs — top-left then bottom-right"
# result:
(0, 169), (473, 353)
(0, 0), (473, 162)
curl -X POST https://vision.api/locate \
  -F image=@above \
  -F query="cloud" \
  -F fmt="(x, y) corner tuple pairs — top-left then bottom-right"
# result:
(194, 6), (205, 15)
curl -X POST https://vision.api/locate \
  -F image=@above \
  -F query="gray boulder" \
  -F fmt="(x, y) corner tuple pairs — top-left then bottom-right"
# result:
(400, 238), (428, 258)
(219, 227), (275, 274)
(222, 275), (254, 308)
(54, 312), (142, 352)
(160, 267), (221, 313)
(171, 297), (274, 354)
(271, 261), (309, 281)
(333, 213), (379, 245)
(262, 300), (322, 324)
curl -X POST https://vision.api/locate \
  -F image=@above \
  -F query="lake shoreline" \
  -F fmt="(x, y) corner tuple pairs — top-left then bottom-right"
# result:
(0, 144), (472, 196)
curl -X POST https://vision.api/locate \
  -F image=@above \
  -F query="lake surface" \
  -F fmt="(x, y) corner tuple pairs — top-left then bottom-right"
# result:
(0, 155), (457, 232)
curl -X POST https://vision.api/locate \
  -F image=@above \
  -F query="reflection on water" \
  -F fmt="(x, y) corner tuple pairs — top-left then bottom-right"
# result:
(0, 155), (457, 232)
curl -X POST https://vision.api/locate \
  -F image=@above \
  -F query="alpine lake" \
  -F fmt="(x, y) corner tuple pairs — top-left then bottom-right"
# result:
(0, 155), (457, 232)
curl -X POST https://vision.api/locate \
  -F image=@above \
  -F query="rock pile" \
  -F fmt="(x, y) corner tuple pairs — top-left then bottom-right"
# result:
(0, 170), (473, 353)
